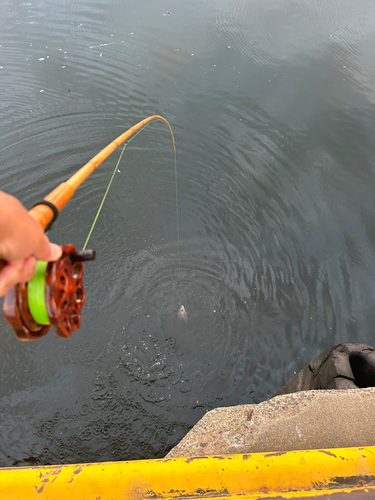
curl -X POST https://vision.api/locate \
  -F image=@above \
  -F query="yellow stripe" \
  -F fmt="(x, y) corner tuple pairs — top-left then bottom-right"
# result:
(0, 447), (374, 499)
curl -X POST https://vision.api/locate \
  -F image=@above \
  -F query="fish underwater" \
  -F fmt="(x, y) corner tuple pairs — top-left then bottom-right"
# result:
(178, 305), (187, 322)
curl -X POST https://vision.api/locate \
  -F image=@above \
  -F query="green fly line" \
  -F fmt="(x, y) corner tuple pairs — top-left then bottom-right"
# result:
(82, 120), (180, 274)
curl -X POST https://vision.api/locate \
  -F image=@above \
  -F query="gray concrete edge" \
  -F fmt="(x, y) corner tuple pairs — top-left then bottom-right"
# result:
(166, 387), (375, 458)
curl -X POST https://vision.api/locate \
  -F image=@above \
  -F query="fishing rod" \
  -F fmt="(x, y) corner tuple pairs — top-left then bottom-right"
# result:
(1, 115), (175, 341)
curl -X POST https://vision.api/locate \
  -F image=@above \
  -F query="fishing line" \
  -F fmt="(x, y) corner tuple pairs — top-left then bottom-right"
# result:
(82, 118), (180, 274)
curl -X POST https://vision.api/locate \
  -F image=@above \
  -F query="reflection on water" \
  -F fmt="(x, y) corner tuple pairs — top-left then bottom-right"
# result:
(1, 0), (375, 465)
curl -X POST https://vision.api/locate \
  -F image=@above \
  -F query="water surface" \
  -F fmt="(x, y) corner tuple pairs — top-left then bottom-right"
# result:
(1, 0), (375, 465)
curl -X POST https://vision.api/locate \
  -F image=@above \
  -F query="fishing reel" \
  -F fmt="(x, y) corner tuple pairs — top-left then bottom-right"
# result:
(2, 244), (95, 341)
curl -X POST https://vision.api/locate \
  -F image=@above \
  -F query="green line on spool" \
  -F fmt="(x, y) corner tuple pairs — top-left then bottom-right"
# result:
(28, 260), (50, 326)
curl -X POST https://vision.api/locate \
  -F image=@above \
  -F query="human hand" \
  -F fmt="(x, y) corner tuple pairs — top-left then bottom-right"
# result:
(0, 192), (62, 297)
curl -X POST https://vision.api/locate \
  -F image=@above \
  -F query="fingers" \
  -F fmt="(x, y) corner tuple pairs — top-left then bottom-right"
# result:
(0, 242), (62, 297)
(0, 256), (36, 297)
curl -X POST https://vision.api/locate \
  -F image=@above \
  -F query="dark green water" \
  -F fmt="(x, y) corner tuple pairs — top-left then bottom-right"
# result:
(1, 0), (375, 465)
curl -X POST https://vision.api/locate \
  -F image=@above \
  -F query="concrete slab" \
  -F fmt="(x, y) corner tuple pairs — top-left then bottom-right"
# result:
(166, 387), (375, 458)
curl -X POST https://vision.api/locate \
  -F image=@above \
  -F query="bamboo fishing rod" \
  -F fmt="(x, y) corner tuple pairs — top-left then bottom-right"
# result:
(2, 115), (176, 341)
(30, 115), (175, 229)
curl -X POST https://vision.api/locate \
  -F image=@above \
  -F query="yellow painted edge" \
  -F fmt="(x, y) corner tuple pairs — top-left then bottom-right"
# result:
(250, 487), (375, 498)
(0, 446), (374, 499)
(198, 489), (375, 499)
(201, 488), (375, 499)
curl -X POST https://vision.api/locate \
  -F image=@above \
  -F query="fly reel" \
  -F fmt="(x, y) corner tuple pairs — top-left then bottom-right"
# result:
(2, 244), (95, 341)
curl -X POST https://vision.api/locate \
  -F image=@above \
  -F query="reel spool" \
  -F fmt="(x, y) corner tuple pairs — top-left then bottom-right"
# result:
(2, 244), (95, 341)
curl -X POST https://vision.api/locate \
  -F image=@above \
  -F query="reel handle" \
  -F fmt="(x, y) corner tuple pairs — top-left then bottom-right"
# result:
(0, 252), (95, 276)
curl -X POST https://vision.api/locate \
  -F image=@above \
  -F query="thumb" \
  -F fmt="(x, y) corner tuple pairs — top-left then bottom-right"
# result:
(34, 235), (62, 262)
(47, 243), (63, 261)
